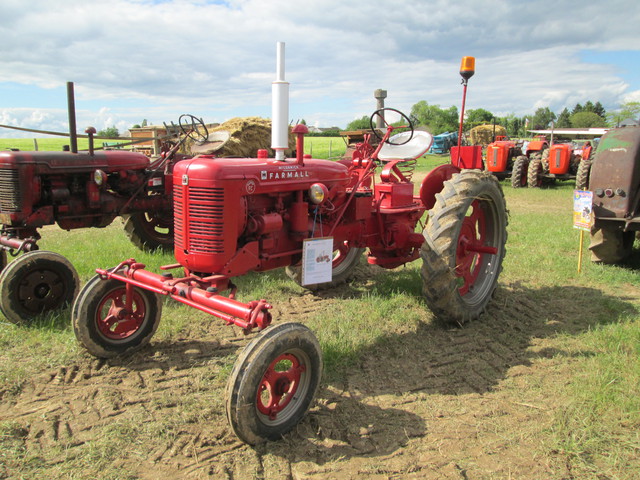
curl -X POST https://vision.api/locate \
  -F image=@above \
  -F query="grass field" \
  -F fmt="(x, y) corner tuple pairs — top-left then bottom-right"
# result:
(0, 139), (639, 478)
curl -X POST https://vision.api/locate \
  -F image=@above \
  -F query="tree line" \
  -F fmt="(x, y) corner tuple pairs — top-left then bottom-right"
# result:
(346, 100), (640, 138)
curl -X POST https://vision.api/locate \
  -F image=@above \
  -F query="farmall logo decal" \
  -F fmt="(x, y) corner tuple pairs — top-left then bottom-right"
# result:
(260, 165), (311, 181)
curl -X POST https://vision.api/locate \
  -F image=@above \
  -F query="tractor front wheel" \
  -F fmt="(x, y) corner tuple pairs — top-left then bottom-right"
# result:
(226, 322), (323, 445)
(0, 251), (79, 324)
(285, 244), (364, 291)
(421, 170), (507, 326)
(510, 156), (529, 188)
(72, 275), (162, 358)
(123, 211), (174, 252)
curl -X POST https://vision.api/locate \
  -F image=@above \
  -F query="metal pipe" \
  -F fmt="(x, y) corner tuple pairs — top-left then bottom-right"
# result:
(66, 82), (78, 153)
(271, 42), (289, 161)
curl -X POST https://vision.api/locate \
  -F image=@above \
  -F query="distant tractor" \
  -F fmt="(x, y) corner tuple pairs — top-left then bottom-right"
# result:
(429, 131), (458, 154)
(588, 128), (640, 264)
(575, 141), (595, 190)
(484, 136), (523, 185)
(525, 133), (594, 188)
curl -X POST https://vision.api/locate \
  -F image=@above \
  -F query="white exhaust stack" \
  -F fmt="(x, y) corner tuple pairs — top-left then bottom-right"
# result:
(271, 42), (289, 161)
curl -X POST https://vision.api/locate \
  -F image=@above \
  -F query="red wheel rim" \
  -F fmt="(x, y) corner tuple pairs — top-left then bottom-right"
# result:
(95, 288), (146, 340)
(456, 199), (498, 296)
(256, 353), (305, 420)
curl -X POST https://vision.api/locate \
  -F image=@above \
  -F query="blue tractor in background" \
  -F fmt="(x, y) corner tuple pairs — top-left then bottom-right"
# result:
(429, 131), (458, 154)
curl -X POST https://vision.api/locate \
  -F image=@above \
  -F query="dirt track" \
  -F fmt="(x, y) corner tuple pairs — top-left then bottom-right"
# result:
(3, 266), (633, 479)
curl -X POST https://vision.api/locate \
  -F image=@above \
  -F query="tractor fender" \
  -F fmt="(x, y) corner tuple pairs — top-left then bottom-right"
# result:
(419, 164), (461, 210)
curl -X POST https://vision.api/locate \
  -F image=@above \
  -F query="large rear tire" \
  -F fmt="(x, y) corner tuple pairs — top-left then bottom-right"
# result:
(421, 170), (507, 326)
(0, 251), (79, 325)
(285, 243), (364, 291)
(589, 226), (634, 264)
(575, 159), (591, 191)
(72, 276), (162, 358)
(527, 157), (543, 188)
(226, 322), (323, 445)
(510, 155), (529, 188)
(123, 211), (174, 252)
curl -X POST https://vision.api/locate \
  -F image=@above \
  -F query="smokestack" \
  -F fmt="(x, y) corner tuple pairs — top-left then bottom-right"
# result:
(67, 82), (78, 154)
(271, 42), (289, 161)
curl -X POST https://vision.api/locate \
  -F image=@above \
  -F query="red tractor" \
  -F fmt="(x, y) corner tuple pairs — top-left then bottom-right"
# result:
(527, 138), (591, 188)
(484, 135), (523, 185)
(72, 51), (508, 445)
(0, 115), (204, 324)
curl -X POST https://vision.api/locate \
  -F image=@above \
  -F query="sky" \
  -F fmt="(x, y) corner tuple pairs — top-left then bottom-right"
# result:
(1, 0), (639, 138)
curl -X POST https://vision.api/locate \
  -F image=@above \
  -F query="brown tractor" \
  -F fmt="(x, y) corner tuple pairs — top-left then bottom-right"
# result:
(588, 128), (640, 264)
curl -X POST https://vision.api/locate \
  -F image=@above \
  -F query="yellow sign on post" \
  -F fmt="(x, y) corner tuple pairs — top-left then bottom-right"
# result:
(573, 190), (594, 273)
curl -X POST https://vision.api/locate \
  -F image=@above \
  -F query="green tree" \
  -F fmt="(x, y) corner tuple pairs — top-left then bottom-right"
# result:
(572, 103), (583, 115)
(465, 108), (494, 128)
(531, 107), (556, 129)
(570, 111), (607, 128)
(593, 101), (606, 119)
(98, 126), (119, 138)
(606, 101), (640, 127)
(555, 108), (572, 128)
(345, 115), (371, 131)
(410, 101), (459, 135)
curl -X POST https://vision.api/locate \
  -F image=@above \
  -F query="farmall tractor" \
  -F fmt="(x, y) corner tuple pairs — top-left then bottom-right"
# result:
(72, 46), (508, 445)
(0, 116), (203, 324)
(588, 127), (640, 264)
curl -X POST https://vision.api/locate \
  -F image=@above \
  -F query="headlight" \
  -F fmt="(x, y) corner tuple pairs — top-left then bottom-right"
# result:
(93, 169), (107, 187)
(309, 183), (328, 205)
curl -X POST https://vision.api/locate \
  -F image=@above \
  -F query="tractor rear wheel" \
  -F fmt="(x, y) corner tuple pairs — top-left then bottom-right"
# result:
(511, 155), (529, 188)
(589, 226), (634, 264)
(576, 159), (592, 191)
(226, 322), (323, 444)
(421, 170), (507, 326)
(72, 276), (162, 358)
(123, 211), (174, 252)
(0, 251), (79, 325)
(285, 243), (364, 291)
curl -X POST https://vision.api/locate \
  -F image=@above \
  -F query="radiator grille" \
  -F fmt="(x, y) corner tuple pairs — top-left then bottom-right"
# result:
(0, 169), (21, 212)
(175, 185), (225, 254)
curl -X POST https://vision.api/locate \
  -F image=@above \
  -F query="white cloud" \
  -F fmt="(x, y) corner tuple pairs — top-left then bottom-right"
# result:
(0, 0), (639, 137)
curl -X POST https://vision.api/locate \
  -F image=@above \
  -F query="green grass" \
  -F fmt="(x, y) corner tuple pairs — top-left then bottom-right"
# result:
(0, 160), (639, 478)
(0, 137), (91, 152)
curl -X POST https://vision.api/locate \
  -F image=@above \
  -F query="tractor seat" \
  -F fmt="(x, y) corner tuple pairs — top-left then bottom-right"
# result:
(378, 130), (434, 161)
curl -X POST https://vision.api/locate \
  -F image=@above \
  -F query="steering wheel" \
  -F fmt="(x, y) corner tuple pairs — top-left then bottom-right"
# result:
(178, 114), (209, 144)
(369, 108), (414, 145)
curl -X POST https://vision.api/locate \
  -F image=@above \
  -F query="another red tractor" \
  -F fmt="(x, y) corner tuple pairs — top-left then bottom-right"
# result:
(0, 115), (204, 324)
(484, 135), (523, 185)
(72, 49), (508, 445)
(527, 138), (592, 188)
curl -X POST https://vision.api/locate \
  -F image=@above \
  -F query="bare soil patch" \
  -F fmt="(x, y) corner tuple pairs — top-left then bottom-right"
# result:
(2, 261), (635, 479)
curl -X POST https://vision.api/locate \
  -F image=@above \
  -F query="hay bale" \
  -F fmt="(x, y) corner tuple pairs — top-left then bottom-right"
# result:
(468, 124), (507, 146)
(186, 117), (295, 157)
